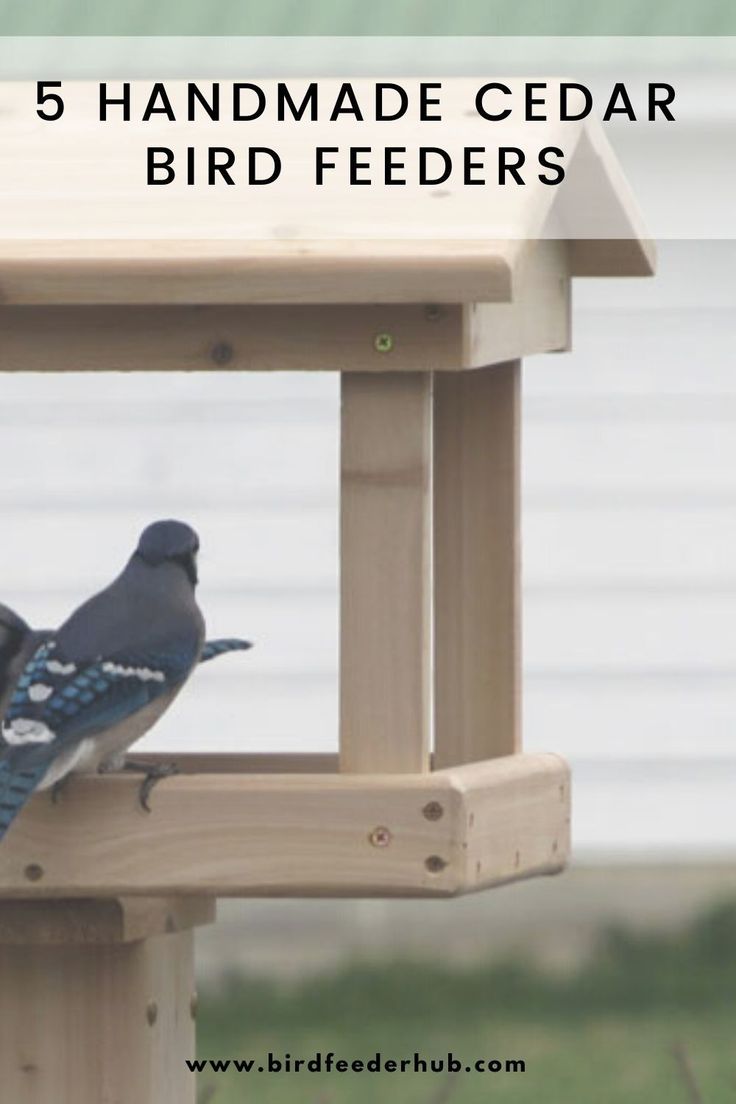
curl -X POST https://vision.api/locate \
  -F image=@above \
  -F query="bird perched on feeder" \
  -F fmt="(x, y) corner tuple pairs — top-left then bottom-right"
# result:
(0, 519), (252, 841)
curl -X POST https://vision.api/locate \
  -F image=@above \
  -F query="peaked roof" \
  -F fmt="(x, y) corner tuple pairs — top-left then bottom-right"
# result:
(0, 78), (654, 305)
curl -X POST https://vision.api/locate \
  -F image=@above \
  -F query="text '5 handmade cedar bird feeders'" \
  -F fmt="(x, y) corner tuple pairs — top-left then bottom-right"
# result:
(0, 78), (653, 1103)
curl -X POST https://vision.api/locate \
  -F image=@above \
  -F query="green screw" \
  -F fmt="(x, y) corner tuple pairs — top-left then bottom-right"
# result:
(373, 332), (394, 354)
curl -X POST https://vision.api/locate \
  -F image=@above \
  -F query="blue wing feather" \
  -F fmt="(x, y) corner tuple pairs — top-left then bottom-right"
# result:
(3, 636), (199, 748)
(0, 758), (50, 839)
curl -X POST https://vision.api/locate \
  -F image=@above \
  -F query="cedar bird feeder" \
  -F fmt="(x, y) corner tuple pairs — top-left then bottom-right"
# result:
(0, 78), (653, 1103)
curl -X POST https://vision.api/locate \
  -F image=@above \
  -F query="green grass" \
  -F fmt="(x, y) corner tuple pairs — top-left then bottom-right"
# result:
(196, 900), (736, 1103)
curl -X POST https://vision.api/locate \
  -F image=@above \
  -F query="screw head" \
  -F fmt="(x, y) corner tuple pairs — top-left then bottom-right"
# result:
(24, 863), (44, 883)
(210, 341), (234, 366)
(422, 801), (444, 822)
(373, 332), (394, 354)
(368, 826), (392, 848)
(425, 855), (447, 874)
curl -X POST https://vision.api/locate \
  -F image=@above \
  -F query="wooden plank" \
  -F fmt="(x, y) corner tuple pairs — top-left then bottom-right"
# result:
(0, 304), (464, 373)
(0, 293), (574, 373)
(0, 929), (196, 1104)
(0, 240), (512, 306)
(0, 897), (215, 945)
(0, 238), (653, 309)
(0, 754), (566, 898)
(434, 361), (521, 768)
(340, 372), (432, 773)
(464, 240), (570, 367)
(454, 755), (570, 890)
(136, 752), (341, 774)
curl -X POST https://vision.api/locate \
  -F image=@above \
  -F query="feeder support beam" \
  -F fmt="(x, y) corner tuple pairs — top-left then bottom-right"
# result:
(0, 897), (213, 1104)
(340, 371), (432, 773)
(434, 361), (522, 767)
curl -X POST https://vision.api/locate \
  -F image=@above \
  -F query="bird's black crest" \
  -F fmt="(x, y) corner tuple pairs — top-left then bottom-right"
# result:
(135, 520), (200, 567)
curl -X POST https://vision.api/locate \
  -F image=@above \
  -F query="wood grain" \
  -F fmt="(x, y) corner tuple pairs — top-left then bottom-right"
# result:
(458, 755), (571, 890)
(135, 752), (341, 775)
(0, 929), (196, 1104)
(434, 362), (521, 767)
(0, 240), (513, 306)
(0, 304), (464, 373)
(0, 897), (215, 945)
(465, 240), (570, 367)
(339, 373), (432, 773)
(0, 293), (576, 372)
(0, 754), (568, 898)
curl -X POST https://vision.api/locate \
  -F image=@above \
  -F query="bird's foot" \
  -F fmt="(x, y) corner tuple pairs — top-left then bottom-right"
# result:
(51, 776), (71, 805)
(122, 759), (179, 812)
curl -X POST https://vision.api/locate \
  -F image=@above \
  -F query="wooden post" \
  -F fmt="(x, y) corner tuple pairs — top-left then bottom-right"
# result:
(434, 361), (521, 768)
(0, 898), (213, 1104)
(340, 372), (432, 773)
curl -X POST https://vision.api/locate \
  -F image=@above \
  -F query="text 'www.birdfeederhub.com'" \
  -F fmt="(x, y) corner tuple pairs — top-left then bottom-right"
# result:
(186, 1050), (527, 1076)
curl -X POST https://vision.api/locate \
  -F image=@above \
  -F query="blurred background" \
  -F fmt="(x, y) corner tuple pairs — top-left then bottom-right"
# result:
(0, 23), (735, 1103)
(0, 0), (733, 35)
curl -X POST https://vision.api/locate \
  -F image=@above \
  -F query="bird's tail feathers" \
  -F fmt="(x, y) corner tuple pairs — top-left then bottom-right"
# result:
(0, 758), (49, 841)
(200, 638), (253, 663)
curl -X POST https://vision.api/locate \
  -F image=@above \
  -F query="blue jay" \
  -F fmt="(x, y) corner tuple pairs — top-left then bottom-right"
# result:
(0, 520), (251, 840)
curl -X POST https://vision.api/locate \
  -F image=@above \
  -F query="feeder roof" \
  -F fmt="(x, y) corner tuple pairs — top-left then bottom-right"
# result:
(0, 79), (654, 306)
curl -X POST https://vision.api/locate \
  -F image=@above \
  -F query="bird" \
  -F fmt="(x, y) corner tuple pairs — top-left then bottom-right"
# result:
(0, 519), (251, 841)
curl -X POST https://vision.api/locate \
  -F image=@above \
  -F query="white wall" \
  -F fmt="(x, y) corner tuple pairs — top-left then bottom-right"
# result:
(525, 241), (736, 855)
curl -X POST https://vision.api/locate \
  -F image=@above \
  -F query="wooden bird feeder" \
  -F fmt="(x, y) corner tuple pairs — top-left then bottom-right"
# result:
(0, 79), (653, 1102)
